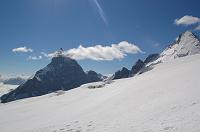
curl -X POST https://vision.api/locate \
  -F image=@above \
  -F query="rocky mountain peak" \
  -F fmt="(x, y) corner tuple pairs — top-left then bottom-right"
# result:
(182, 30), (194, 37)
(1, 55), (101, 103)
(152, 31), (200, 63)
(113, 67), (130, 80)
(178, 30), (199, 43)
(130, 59), (145, 76)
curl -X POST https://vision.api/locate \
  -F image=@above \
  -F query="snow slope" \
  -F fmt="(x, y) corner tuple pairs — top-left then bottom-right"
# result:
(0, 54), (200, 132)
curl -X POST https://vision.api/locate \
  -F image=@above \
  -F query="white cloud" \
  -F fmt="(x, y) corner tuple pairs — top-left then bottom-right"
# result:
(28, 56), (42, 60)
(12, 47), (33, 53)
(43, 41), (143, 61)
(174, 15), (200, 25)
(195, 25), (200, 30)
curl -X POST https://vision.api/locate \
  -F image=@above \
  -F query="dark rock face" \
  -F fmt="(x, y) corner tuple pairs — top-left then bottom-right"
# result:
(113, 67), (130, 80)
(1, 56), (100, 103)
(144, 54), (159, 64)
(86, 70), (102, 82)
(130, 59), (145, 76)
(112, 54), (159, 80)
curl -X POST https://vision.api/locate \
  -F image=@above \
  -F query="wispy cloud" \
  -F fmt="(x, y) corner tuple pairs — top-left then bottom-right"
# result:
(92, 0), (108, 26)
(28, 56), (42, 60)
(12, 47), (33, 53)
(153, 43), (160, 47)
(174, 15), (200, 25)
(41, 52), (55, 58)
(43, 41), (143, 61)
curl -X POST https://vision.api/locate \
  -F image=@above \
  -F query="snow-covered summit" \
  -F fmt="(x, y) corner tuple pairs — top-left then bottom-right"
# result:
(153, 31), (200, 63)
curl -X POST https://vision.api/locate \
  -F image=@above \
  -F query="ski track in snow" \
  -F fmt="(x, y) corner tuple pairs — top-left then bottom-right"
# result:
(1, 54), (200, 132)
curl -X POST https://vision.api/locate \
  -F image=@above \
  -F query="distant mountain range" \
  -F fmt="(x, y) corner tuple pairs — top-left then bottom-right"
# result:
(1, 30), (200, 103)
(112, 31), (200, 79)
(0, 75), (27, 85)
(3, 77), (27, 85)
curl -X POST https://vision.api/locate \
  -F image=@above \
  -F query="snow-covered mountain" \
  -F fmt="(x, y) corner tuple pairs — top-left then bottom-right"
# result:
(110, 31), (200, 80)
(152, 31), (200, 64)
(0, 54), (200, 132)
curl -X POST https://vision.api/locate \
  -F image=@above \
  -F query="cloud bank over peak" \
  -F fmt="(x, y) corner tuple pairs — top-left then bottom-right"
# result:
(43, 41), (143, 61)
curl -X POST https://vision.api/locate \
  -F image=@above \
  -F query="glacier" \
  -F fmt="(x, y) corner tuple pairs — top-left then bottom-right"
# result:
(0, 54), (200, 132)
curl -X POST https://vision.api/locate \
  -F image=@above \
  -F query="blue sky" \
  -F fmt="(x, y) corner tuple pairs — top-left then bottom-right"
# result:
(0, 0), (200, 76)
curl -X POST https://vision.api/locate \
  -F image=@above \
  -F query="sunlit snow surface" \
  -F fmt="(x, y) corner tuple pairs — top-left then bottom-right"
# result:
(1, 54), (200, 132)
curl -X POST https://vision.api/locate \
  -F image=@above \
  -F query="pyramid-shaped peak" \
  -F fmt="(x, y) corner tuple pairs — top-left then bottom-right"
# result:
(182, 30), (193, 36)
(150, 31), (200, 64)
(174, 30), (199, 45)
(179, 30), (197, 40)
